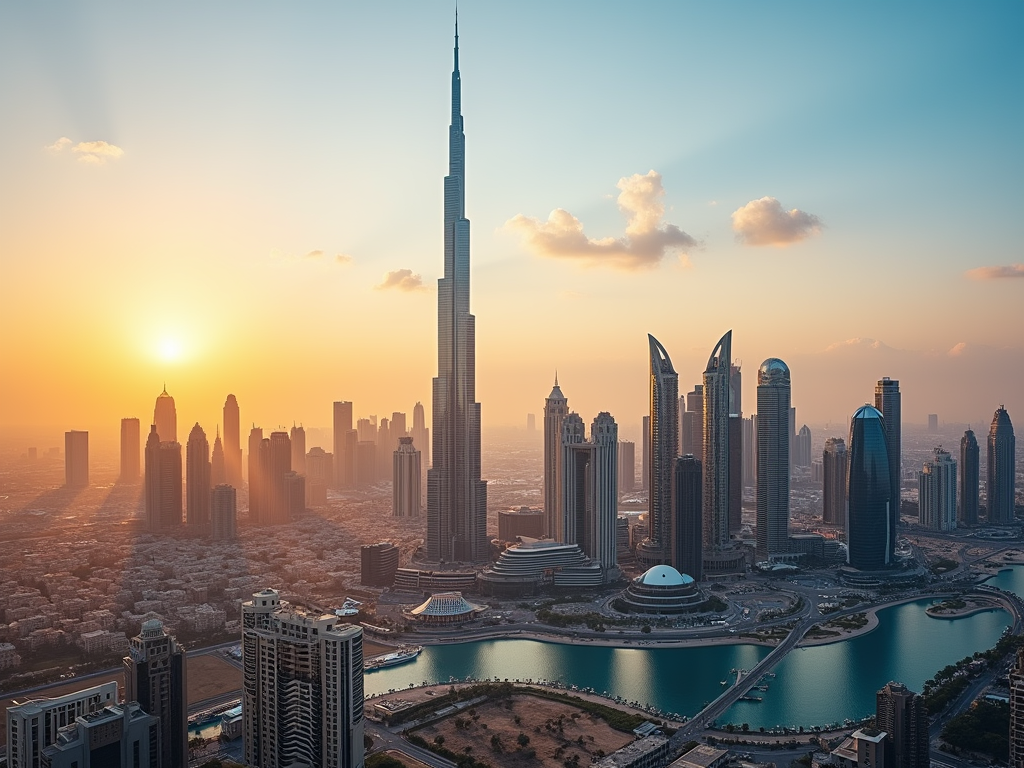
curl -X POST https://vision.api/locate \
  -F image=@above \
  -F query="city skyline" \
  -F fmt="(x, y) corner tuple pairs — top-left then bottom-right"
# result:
(1, 3), (1022, 445)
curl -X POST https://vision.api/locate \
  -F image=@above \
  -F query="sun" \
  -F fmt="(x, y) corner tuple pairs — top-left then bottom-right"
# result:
(157, 337), (184, 362)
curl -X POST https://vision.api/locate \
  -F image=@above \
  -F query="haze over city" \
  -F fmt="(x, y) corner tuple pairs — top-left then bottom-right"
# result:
(1, 2), (1022, 448)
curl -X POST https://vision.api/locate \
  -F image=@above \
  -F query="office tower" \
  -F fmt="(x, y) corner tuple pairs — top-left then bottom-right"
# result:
(426, 22), (488, 565)
(64, 430), (89, 488)
(683, 385), (704, 459)
(928, 413), (939, 432)
(794, 425), (812, 467)
(637, 334), (678, 568)
(742, 416), (755, 488)
(788, 406), (797, 469)
(186, 423), (211, 530)
(393, 436), (421, 517)
(641, 415), (650, 490)
(333, 401), (354, 489)
(411, 401), (429, 469)
(823, 437), (848, 526)
(145, 425), (182, 531)
(6, 681), (118, 768)
(376, 417), (392, 479)
(526, 413), (536, 432)
(679, 396), (690, 456)
(247, 427), (264, 523)
(919, 447), (956, 531)
(847, 405), (892, 570)
(120, 417), (141, 482)
(618, 440), (636, 493)
(284, 471), (305, 518)
(674, 455), (703, 580)
(223, 394), (243, 487)
(874, 377), (902, 538)
(306, 447), (332, 507)
(38, 701), (159, 768)
(268, 431), (292, 525)
(153, 387), (176, 443)
(543, 376), (568, 540)
(242, 589), (364, 768)
(561, 412), (619, 578)
(1010, 648), (1024, 767)
(756, 359), (791, 559)
(361, 543), (400, 587)
(124, 619), (187, 768)
(291, 424), (306, 474)
(875, 681), (929, 768)
(987, 406), (1017, 524)
(355, 441), (376, 487)
(211, 484), (237, 540)
(357, 417), (377, 443)
(703, 330), (732, 552)
(211, 429), (226, 486)
(728, 363), (742, 532)
(959, 429), (980, 525)
(391, 411), (407, 440)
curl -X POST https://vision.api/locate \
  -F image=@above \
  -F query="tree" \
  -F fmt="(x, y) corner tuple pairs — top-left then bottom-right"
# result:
(434, 735), (445, 746)
(518, 733), (531, 747)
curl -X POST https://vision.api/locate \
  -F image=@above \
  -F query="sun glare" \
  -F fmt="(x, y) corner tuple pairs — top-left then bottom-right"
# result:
(157, 337), (184, 362)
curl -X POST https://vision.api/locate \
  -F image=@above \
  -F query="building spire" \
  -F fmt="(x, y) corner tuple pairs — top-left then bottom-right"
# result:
(554, 370), (558, 387)
(454, 7), (459, 72)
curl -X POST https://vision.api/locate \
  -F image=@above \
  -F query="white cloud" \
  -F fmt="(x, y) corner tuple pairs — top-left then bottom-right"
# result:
(504, 170), (697, 270)
(45, 137), (72, 154)
(376, 269), (426, 292)
(731, 196), (821, 246)
(335, 253), (354, 265)
(965, 264), (1024, 280)
(72, 140), (124, 164)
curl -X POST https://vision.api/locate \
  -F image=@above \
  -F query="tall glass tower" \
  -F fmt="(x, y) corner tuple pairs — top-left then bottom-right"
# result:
(959, 428), (979, 526)
(847, 404), (892, 570)
(874, 377), (901, 549)
(427, 19), (488, 563)
(987, 406), (1016, 525)
(755, 358), (791, 558)
(702, 330), (732, 552)
(637, 334), (678, 568)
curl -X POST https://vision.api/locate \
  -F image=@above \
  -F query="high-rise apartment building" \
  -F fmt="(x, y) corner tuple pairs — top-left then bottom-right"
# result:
(959, 428), (980, 526)
(641, 415), (650, 491)
(38, 702), (160, 768)
(618, 440), (636, 493)
(987, 406), (1016, 524)
(212, 429), (226, 486)
(393, 436), (421, 517)
(64, 430), (89, 488)
(756, 359), (791, 559)
(847, 405), (892, 570)
(361, 543), (400, 587)
(333, 401), (355, 489)
(6, 681), (118, 768)
(742, 416), (755, 488)
(268, 431), (293, 525)
(794, 425), (812, 467)
(874, 377), (902, 540)
(674, 455), (703, 581)
(145, 425), (182, 531)
(928, 413), (939, 432)
(683, 385), (704, 460)
(247, 426), (264, 523)
(875, 681), (929, 768)
(703, 331), (732, 555)
(120, 417), (141, 482)
(291, 424), (306, 474)
(242, 589), (364, 768)
(543, 377), (568, 540)
(411, 401), (429, 470)
(561, 412), (619, 579)
(306, 447), (332, 507)
(637, 335), (679, 569)
(153, 387), (176, 443)
(823, 437), (848, 527)
(919, 447), (956, 531)
(211, 483), (237, 540)
(124, 619), (187, 768)
(186, 423), (211, 530)
(1010, 647), (1024, 767)
(426, 23), (488, 564)
(223, 394), (243, 488)
(728, 365), (743, 531)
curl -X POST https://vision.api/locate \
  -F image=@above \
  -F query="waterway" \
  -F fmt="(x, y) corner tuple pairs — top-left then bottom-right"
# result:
(366, 568), (1024, 728)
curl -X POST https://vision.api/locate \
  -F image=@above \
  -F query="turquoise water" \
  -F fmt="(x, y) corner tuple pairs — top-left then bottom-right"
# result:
(984, 565), (1024, 597)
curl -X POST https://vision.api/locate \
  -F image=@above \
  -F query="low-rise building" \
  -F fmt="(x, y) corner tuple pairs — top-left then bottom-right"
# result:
(593, 735), (670, 768)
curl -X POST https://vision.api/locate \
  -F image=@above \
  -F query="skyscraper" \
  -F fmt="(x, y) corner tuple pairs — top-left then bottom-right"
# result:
(124, 619), (187, 768)
(928, 413), (939, 432)
(242, 589), (364, 768)
(874, 377), (902, 540)
(223, 394), (243, 488)
(987, 406), (1017, 524)
(728, 363), (743, 532)
(919, 447), (956, 531)
(1010, 648), (1024, 767)
(248, 426), (264, 524)
(306, 447), (332, 507)
(186, 423), (211, 530)
(618, 440), (636, 493)
(120, 417), (140, 482)
(411, 401), (429, 470)
(674, 455), (703, 581)
(211, 484), (237, 541)
(64, 430), (89, 488)
(637, 334), (678, 568)
(333, 401), (355, 489)
(703, 331), (732, 553)
(212, 428), (226, 486)
(145, 425), (182, 531)
(822, 437), (848, 527)
(742, 416), (755, 488)
(393, 436), (421, 517)
(875, 681), (929, 768)
(153, 386), (176, 443)
(268, 431), (292, 525)
(959, 428), (979, 526)
(847, 405), (892, 570)
(683, 385), (704, 459)
(291, 424), (306, 474)
(756, 359), (791, 559)
(794, 425), (812, 467)
(641, 415), (650, 491)
(543, 376), (568, 540)
(426, 21), (488, 564)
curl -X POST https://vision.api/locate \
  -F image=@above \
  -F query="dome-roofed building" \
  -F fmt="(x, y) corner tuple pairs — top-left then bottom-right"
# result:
(403, 592), (486, 626)
(617, 565), (703, 614)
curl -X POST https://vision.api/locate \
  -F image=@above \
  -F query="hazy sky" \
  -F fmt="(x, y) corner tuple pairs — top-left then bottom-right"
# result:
(1, 1), (1022, 445)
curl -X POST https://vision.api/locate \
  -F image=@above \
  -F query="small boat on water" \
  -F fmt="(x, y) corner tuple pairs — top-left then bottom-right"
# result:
(738, 695), (763, 703)
(364, 645), (423, 671)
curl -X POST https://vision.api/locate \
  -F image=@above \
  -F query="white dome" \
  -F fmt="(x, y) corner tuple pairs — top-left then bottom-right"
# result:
(638, 565), (694, 587)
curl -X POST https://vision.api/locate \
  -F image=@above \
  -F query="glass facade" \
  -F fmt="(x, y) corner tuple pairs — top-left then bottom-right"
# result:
(846, 405), (892, 570)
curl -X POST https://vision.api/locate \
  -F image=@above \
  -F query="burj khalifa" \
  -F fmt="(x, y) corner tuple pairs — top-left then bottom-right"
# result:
(426, 18), (488, 564)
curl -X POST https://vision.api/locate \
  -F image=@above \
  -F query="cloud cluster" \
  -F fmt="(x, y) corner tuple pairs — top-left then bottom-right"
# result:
(271, 248), (353, 265)
(504, 170), (697, 270)
(376, 269), (426, 292)
(731, 196), (821, 246)
(964, 264), (1024, 280)
(46, 136), (125, 165)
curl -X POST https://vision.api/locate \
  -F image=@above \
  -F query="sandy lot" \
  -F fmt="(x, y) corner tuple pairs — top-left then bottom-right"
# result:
(414, 694), (633, 768)
(188, 653), (242, 704)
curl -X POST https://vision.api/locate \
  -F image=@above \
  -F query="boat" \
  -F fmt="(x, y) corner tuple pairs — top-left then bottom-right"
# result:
(738, 695), (763, 703)
(363, 645), (423, 671)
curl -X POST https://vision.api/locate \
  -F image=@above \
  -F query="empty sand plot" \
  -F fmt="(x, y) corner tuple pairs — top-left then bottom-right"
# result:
(187, 653), (242, 704)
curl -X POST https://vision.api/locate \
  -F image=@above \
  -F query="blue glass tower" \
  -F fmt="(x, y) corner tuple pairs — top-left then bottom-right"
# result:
(426, 18), (488, 563)
(846, 405), (892, 570)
